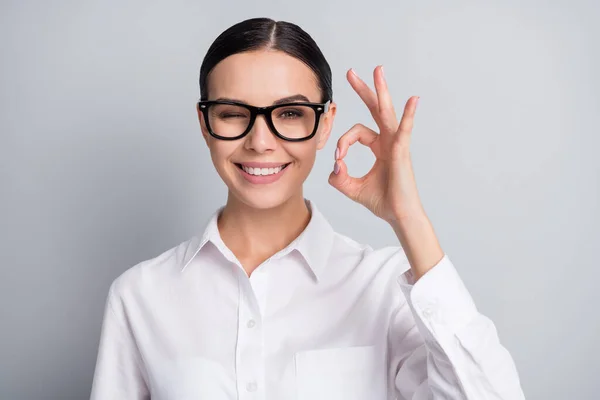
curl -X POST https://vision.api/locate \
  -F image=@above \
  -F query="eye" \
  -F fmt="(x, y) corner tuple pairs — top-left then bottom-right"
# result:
(277, 108), (304, 119)
(219, 112), (247, 119)
(211, 104), (249, 120)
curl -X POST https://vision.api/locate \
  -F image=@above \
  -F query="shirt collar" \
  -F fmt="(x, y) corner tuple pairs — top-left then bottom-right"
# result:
(181, 199), (335, 281)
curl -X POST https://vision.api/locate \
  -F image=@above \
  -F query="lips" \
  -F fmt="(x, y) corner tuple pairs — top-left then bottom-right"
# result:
(234, 162), (291, 184)
(236, 163), (290, 176)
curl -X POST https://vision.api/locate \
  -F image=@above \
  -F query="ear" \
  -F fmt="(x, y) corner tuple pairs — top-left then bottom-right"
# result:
(316, 101), (337, 151)
(197, 103), (210, 147)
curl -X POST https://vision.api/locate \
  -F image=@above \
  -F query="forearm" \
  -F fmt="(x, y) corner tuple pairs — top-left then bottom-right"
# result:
(393, 255), (526, 399)
(390, 212), (444, 282)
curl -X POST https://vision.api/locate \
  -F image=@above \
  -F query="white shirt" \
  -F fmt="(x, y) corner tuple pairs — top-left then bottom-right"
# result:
(90, 200), (524, 400)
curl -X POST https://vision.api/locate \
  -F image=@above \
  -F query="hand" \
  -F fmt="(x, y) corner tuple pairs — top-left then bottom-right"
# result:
(328, 66), (426, 225)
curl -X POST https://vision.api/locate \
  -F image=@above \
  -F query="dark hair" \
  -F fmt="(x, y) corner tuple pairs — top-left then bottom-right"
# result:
(199, 18), (332, 103)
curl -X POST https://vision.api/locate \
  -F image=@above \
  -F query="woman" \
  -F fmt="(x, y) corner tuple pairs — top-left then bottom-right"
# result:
(90, 17), (525, 400)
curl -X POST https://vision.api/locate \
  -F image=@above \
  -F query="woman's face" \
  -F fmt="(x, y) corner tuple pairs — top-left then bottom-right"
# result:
(197, 50), (337, 210)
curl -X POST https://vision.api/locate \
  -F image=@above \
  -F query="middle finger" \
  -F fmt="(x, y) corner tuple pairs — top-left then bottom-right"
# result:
(346, 68), (380, 123)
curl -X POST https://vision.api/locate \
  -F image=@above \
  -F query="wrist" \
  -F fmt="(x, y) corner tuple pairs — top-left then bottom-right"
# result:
(387, 209), (429, 232)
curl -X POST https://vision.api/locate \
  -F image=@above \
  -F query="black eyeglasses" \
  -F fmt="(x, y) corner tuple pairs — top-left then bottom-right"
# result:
(197, 99), (331, 142)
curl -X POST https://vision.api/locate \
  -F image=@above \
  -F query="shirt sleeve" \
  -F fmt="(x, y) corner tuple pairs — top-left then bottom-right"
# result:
(389, 254), (525, 399)
(90, 284), (150, 400)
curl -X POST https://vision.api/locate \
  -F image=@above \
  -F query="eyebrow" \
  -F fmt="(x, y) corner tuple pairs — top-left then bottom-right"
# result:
(214, 94), (312, 105)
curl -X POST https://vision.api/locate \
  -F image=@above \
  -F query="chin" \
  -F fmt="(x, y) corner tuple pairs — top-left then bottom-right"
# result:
(232, 188), (294, 210)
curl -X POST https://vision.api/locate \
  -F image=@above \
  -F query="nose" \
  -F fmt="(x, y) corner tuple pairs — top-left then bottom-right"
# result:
(244, 115), (278, 153)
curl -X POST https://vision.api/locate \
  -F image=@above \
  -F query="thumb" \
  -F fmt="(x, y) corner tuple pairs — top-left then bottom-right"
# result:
(328, 159), (363, 202)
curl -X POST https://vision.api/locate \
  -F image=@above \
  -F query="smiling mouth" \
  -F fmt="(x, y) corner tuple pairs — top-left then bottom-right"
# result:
(234, 163), (291, 176)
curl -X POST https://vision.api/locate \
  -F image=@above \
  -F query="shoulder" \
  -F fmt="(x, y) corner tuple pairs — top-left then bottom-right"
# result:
(107, 235), (199, 302)
(329, 230), (411, 276)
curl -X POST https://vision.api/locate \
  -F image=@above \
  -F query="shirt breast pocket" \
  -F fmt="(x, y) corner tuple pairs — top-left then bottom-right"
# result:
(294, 345), (386, 400)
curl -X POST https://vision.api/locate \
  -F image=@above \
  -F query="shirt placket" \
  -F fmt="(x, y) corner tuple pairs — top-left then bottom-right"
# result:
(236, 264), (269, 400)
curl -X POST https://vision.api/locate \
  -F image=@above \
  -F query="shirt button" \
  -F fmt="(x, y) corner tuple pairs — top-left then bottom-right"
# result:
(246, 381), (257, 392)
(422, 307), (434, 318)
(246, 319), (256, 328)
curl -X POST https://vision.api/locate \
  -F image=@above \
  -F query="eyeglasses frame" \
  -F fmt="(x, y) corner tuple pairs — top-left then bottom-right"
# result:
(197, 99), (331, 142)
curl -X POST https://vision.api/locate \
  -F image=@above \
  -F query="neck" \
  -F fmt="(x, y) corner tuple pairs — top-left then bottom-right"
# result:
(217, 191), (312, 275)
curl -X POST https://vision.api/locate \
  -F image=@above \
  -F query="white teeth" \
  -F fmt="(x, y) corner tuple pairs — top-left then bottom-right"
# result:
(241, 164), (285, 176)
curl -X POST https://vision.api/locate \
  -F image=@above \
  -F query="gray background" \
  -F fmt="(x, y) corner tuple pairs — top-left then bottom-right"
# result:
(1, 0), (598, 399)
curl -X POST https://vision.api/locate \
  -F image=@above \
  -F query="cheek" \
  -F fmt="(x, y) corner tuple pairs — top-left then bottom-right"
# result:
(287, 144), (317, 172)
(208, 141), (237, 171)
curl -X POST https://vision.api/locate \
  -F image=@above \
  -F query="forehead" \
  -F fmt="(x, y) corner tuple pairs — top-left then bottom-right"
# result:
(207, 50), (322, 105)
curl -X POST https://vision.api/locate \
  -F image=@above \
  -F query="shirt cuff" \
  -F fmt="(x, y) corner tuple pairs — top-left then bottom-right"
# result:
(397, 254), (478, 336)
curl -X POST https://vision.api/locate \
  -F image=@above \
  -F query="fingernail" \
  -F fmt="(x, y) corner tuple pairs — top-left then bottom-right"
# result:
(350, 68), (357, 76)
(416, 96), (420, 109)
(335, 147), (339, 160)
(333, 161), (340, 175)
(380, 65), (384, 78)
